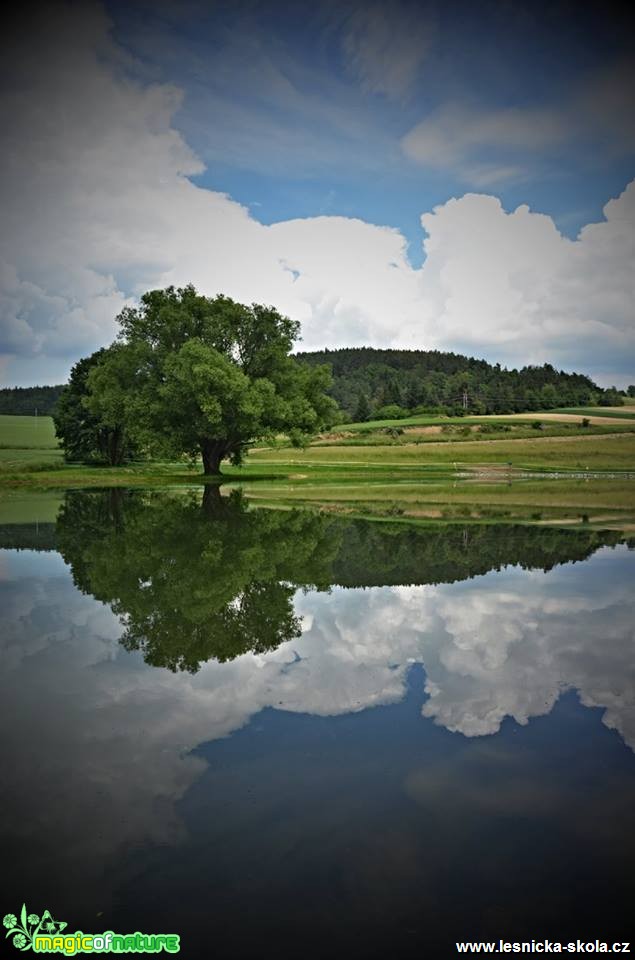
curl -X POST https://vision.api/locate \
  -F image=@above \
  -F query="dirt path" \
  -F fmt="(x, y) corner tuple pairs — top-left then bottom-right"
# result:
(401, 432), (634, 448)
(483, 412), (631, 426)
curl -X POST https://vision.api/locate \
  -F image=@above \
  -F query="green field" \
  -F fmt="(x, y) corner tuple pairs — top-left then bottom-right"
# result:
(335, 407), (635, 432)
(249, 433), (635, 471)
(0, 415), (64, 471)
(0, 414), (59, 449)
(0, 414), (634, 530)
(551, 407), (635, 419)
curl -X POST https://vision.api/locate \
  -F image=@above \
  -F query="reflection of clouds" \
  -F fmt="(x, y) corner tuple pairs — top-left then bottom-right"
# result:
(291, 554), (635, 749)
(1, 546), (633, 909)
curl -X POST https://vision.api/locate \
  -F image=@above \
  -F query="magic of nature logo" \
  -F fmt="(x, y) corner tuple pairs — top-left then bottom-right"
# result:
(4, 904), (180, 954)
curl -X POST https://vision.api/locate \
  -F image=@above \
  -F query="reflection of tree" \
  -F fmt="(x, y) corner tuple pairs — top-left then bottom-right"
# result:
(331, 521), (622, 588)
(56, 489), (339, 672)
(52, 489), (622, 672)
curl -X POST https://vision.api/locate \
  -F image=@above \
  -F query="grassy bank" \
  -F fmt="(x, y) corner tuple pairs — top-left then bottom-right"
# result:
(1, 413), (634, 530)
(249, 433), (635, 471)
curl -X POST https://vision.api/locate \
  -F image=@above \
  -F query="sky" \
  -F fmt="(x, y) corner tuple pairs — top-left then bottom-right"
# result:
(0, 0), (633, 387)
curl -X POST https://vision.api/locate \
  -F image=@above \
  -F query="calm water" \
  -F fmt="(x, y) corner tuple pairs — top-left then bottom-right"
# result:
(1, 489), (634, 957)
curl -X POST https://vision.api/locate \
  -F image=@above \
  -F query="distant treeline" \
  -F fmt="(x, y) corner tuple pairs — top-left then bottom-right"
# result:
(295, 347), (622, 420)
(2, 346), (626, 424)
(0, 385), (64, 416)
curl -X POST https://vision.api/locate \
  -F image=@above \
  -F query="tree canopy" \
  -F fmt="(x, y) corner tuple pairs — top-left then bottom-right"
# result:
(296, 347), (611, 419)
(55, 285), (337, 472)
(53, 348), (138, 465)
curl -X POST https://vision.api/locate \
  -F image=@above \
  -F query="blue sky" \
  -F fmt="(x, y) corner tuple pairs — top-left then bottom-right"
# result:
(0, 0), (634, 385)
(107, 0), (634, 256)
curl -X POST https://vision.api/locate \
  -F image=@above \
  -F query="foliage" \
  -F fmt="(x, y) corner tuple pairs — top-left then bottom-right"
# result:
(0, 385), (64, 416)
(296, 347), (605, 418)
(597, 387), (624, 406)
(374, 403), (409, 420)
(53, 348), (139, 465)
(110, 285), (337, 473)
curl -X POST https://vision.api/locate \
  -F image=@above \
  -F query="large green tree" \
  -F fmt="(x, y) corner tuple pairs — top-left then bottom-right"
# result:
(53, 347), (138, 465)
(109, 285), (337, 473)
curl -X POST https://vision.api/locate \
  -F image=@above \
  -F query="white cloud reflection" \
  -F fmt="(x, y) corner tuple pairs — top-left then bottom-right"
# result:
(0, 545), (633, 909)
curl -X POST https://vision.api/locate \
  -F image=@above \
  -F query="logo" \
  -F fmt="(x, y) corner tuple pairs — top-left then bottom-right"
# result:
(4, 905), (180, 954)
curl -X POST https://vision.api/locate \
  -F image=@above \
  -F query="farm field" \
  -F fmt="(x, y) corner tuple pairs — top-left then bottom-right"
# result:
(1, 412), (634, 530)
(248, 433), (635, 471)
(0, 414), (59, 449)
(328, 406), (635, 432)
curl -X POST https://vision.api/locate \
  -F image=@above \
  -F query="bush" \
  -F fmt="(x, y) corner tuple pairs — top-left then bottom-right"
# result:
(486, 422), (511, 433)
(374, 404), (409, 420)
(532, 421), (544, 430)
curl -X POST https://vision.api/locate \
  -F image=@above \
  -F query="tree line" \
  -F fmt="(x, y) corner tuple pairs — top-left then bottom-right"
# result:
(0, 384), (64, 416)
(296, 347), (627, 420)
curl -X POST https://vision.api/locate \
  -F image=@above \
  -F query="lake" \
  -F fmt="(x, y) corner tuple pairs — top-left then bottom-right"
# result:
(1, 488), (633, 957)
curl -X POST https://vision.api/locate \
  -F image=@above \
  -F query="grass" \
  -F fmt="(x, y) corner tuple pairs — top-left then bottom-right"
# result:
(0, 414), (633, 530)
(335, 406), (635, 433)
(312, 423), (633, 447)
(551, 407), (635, 420)
(0, 414), (59, 449)
(248, 433), (635, 471)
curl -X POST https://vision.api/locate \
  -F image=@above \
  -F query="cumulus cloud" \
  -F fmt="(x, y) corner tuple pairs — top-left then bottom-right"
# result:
(415, 186), (635, 377)
(0, 1), (633, 386)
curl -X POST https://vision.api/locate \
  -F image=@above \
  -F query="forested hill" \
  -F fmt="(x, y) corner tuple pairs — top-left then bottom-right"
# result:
(0, 385), (64, 416)
(295, 347), (616, 418)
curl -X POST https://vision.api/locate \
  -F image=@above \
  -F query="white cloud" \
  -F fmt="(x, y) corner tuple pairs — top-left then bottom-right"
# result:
(401, 62), (635, 186)
(401, 102), (565, 183)
(342, 1), (434, 99)
(0, 1), (633, 386)
(415, 186), (635, 376)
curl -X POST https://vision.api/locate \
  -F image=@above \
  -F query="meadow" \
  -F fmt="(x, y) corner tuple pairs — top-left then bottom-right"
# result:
(1, 411), (634, 529)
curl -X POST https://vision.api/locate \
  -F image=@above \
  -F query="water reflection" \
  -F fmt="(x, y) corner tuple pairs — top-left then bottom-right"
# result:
(31, 488), (622, 668)
(0, 491), (633, 950)
(55, 487), (337, 671)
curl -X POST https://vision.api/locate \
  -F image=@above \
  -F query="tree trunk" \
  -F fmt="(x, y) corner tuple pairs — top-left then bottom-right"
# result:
(200, 440), (226, 475)
(201, 483), (225, 517)
(108, 426), (125, 466)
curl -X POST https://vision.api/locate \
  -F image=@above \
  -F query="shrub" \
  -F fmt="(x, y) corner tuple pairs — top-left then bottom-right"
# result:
(374, 404), (409, 420)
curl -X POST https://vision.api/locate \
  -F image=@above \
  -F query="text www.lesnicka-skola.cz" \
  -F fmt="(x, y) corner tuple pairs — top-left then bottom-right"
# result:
(455, 941), (631, 954)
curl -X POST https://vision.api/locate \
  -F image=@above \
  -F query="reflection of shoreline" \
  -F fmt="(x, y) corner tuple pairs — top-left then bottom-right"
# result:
(2, 489), (621, 674)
